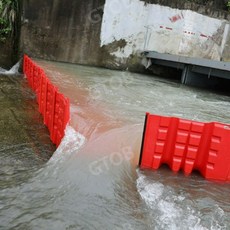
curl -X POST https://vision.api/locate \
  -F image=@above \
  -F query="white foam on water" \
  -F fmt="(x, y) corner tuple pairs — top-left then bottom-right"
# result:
(0, 67), (7, 73)
(48, 125), (86, 165)
(5, 62), (20, 74)
(0, 61), (20, 75)
(136, 171), (208, 230)
(137, 175), (164, 205)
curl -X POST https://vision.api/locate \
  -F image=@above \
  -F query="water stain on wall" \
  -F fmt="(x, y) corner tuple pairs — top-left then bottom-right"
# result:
(19, 0), (230, 71)
(21, 0), (105, 66)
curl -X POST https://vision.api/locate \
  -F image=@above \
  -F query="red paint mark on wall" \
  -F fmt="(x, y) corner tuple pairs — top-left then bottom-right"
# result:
(169, 14), (183, 23)
(184, 31), (196, 36)
(159, 26), (211, 39)
(159, 26), (173, 31)
(200, 34), (208, 38)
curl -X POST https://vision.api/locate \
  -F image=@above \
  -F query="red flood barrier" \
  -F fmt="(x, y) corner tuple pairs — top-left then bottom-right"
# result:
(139, 113), (230, 181)
(51, 92), (70, 146)
(23, 54), (70, 146)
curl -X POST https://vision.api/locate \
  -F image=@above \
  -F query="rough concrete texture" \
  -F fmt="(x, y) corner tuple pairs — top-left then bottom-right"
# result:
(101, 0), (230, 64)
(222, 29), (230, 62)
(140, 0), (230, 20)
(0, 74), (56, 188)
(20, 0), (106, 67)
(0, 40), (15, 69)
(20, 0), (230, 73)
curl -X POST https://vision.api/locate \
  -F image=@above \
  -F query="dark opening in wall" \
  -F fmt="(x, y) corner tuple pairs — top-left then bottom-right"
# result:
(147, 64), (182, 81)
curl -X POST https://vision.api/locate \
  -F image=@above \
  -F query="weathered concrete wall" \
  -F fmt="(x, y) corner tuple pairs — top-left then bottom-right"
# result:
(101, 0), (230, 69)
(140, 0), (230, 18)
(20, 0), (230, 71)
(0, 40), (15, 69)
(222, 29), (230, 62)
(21, 0), (105, 66)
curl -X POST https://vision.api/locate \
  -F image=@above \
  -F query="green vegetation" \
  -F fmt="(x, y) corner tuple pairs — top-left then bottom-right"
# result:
(0, 0), (19, 42)
(227, 1), (230, 11)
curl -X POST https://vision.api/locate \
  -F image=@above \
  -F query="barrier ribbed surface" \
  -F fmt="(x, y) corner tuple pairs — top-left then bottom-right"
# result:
(23, 55), (70, 146)
(139, 113), (230, 181)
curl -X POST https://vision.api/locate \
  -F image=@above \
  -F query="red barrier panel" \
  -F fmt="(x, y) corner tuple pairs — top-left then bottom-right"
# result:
(32, 64), (42, 92)
(23, 55), (70, 147)
(51, 93), (70, 146)
(139, 113), (230, 181)
(44, 81), (57, 133)
(39, 73), (48, 116)
(35, 67), (43, 103)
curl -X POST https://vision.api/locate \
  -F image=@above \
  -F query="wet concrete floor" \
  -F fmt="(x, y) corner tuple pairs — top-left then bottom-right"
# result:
(0, 74), (56, 189)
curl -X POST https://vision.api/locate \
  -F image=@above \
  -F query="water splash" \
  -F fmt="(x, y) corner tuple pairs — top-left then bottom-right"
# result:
(0, 67), (7, 73)
(0, 61), (20, 75)
(48, 125), (86, 165)
(5, 62), (20, 74)
(136, 171), (207, 230)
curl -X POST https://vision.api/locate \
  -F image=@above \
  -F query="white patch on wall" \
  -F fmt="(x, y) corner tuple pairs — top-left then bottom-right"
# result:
(101, 0), (229, 61)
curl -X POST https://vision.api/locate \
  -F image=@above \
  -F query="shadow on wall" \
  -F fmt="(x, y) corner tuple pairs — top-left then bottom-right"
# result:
(145, 65), (230, 92)
(0, 40), (15, 69)
(20, 0), (105, 67)
(140, 0), (229, 13)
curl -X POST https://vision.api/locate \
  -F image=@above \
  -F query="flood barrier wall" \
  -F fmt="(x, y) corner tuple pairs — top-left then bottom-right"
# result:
(139, 113), (230, 181)
(23, 55), (70, 146)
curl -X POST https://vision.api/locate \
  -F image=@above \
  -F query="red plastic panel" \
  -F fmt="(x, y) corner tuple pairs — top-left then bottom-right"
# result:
(32, 65), (42, 92)
(39, 73), (48, 116)
(44, 81), (57, 133)
(140, 113), (230, 181)
(23, 55), (70, 147)
(51, 92), (70, 146)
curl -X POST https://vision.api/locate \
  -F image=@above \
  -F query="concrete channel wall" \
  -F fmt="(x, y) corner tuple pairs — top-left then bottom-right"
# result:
(2, 0), (229, 72)
(101, 0), (230, 63)
(0, 39), (15, 69)
(20, 0), (230, 71)
(20, 0), (106, 67)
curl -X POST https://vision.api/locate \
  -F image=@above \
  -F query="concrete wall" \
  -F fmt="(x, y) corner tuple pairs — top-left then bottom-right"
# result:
(21, 0), (105, 66)
(140, 0), (229, 15)
(101, 0), (230, 68)
(20, 0), (230, 71)
(0, 39), (15, 69)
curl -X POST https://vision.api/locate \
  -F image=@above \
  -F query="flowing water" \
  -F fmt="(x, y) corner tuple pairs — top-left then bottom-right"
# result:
(0, 70), (56, 191)
(0, 60), (230, 230)
(0, 62), (20, 75)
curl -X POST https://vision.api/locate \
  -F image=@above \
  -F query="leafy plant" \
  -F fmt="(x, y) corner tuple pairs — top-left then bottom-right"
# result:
(0, 0), (19, 42)
(227, 1), (230, 10)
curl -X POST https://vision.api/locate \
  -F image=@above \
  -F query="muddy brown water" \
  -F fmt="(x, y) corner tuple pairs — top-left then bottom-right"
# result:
(0, 62), (230, 230)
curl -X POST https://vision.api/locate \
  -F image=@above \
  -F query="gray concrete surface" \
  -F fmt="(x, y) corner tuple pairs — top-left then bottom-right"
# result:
(0, 74), (56, 188)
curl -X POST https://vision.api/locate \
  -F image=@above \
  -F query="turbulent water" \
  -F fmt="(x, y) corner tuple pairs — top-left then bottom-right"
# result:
(0, 62), (20, 75)
(0, 60), (230, 230)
